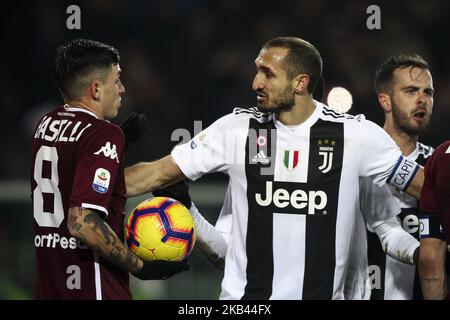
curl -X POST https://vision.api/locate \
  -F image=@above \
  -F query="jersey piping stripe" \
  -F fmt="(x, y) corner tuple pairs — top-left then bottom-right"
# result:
(322, 109), (346, 119)
(81, 203), (109, 216)
(322, 106), (343, 116)
(94, 252), (102, 300)
(234, 108), (269, 119)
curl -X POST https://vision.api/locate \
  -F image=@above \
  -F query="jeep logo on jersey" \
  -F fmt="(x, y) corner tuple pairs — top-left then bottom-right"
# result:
(318, 139), (335, 173)
(283, 149), (299, 170)
(400, 213), (419, 235)
(255, 181), (328, 215)
(94, 142), (119, 163)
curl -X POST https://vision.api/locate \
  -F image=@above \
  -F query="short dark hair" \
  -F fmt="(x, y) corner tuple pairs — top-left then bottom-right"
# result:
(53, 39), (120, 101)
(263, 37), (323, 94)
(374, 54), (429, 94)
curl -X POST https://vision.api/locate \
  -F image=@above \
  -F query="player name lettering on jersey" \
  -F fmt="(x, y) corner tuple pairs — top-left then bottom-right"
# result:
(255, 181), (328, 215)
(34, 232), (88, 250)
(34, 116), (92, 143)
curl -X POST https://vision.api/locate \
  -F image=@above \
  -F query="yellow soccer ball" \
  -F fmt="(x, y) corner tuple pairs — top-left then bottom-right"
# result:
(125, 197), (196, 261)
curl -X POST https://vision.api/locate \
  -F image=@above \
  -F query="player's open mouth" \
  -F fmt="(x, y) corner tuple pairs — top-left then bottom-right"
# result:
(256, 92), (267, 102)
(412, 110), (426, 120)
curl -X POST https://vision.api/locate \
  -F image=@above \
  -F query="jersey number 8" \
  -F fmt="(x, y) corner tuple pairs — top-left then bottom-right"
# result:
(33, 146), (64, 228)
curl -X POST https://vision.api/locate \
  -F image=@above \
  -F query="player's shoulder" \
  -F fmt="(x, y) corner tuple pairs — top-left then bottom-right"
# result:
(434, 140), (450, 159)
(60, 108), (125, 147)
(86, 119), (124, 142)
(319, 103), (366, 124)
(437, 140), (450, 151)
(232, 106), (273, 123)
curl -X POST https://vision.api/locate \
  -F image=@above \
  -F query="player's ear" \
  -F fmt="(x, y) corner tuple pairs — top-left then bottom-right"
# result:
(292, 74), (310, 95)
(378, 93), (392, 112)
(89, 80), (102, 101)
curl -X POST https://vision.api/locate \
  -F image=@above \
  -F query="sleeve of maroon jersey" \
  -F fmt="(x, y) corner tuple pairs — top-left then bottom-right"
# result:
(69, 123), (125, 217)
(420, 149), (438, 214)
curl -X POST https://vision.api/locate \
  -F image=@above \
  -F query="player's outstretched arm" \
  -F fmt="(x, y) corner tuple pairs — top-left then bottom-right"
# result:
(125, 155), (185, 197)
(419, 237), (448, 299)
(405, 166), (424, 200)
(153, 181), (228, 268)
(371, 217), (419, 265)
(68, 207), (143, 273)
(67, 207), (189, 280)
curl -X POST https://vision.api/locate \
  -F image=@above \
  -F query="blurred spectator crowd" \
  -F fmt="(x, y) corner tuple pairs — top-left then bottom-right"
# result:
(1, 0), (449, 179)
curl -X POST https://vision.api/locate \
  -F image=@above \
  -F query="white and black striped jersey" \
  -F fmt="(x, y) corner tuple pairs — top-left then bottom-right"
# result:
(171, 101), (404, 299)
(345, 177), (402, 300)
(367, 142), (433, 300)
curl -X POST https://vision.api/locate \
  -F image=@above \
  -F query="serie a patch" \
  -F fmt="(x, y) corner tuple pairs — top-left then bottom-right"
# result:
(92, 168), (110, 193)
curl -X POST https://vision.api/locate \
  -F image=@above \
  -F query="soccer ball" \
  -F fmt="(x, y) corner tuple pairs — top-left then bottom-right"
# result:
(125, 197), (196, 262)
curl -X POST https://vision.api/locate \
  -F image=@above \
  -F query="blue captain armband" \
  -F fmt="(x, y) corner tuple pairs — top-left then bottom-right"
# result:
(386, 155), (420, 191)
(419, 213), (445, 240)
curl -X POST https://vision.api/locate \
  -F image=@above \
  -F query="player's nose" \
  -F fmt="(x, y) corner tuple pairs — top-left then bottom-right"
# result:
(252, 73), (264, 91)
(416, 92), (427, 106)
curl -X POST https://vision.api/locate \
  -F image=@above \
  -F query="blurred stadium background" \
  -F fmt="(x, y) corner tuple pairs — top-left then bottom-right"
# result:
(0, 0), (448, 299)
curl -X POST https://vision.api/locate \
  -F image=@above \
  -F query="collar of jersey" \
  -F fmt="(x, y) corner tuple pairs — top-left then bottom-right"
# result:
(63, 104), (99, 119)
(405, 141), (422, 160)
(274, 100), (321, 132)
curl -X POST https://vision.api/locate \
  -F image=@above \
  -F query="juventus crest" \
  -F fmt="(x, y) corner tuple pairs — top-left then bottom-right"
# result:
(318, 139), (336, 173)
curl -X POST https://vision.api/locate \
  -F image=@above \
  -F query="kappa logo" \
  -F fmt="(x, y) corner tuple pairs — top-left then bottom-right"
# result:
(318, 139), (335, 173)
(94, 142), (119, 163)
(251, 150), (270, 164)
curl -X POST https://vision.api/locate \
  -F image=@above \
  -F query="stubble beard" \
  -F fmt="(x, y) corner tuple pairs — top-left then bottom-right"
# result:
(391, 100), (430, 136)
(256, 86), (296, 115)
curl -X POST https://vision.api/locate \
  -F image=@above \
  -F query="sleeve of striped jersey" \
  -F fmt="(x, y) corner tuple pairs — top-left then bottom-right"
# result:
(372, 216), (419, 265)
(358, 119), (403, 186)
(190, 203), (228, 268)
(171, 114), (236, 181)
(215, 184), (232, 244)
(359, 176), (401, 227)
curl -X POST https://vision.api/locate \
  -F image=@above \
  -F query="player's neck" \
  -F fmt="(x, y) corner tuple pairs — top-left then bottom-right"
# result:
(277, 97), (316, 126)
(65, 100), (104, 119)
(383, 123), (418, 157)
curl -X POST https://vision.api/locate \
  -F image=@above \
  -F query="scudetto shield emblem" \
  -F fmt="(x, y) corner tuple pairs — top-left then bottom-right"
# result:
(283, 150), (300, 170)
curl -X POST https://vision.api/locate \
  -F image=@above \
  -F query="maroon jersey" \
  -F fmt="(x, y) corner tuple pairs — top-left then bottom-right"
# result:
(420, 140), (450, 244)
(31, 105), (131, 299)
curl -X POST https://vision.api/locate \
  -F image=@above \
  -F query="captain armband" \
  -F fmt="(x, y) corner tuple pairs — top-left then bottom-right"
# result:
(419, 213), (445, 240)
(386, 156), (420, 192)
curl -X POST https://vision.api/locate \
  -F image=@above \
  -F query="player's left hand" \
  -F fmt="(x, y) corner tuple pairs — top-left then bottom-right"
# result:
(119, 112), (149, 151)
(132, 260), (190, 280)
(153, 181), (192, 209)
